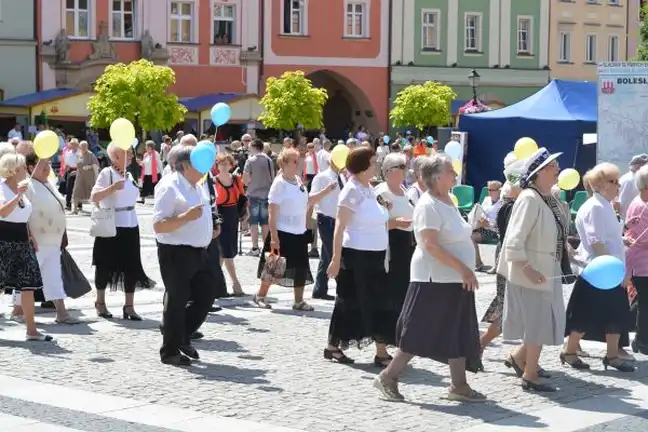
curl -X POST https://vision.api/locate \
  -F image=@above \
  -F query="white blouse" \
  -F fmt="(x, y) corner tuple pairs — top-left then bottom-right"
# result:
(268, 175), (309, 235)
(481, 196), (503, 230)
(26, 180), (66, 247)
(339, 177), (389, 251)
(374, 182), (414, 232)
(143, 151), (163, 176)
(575, 192), (625, 267)
(0, 181), (32, 223)
(92, 168), (139, 228)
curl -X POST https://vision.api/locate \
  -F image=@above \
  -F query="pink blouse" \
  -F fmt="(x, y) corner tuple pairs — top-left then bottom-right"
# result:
(625, 195), (648, 276)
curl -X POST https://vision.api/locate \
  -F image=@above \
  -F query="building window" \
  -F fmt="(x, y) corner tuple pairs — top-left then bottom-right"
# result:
(421, 10), (440, 50)
(517, 17), (532, 54)
(111, 0), (135, 39)
(345, 2), (367, 37)
(586, 34), (597, 63)
(170, 1), (193, 43)
(283, 0), (305, 35)
(608, 0), (620, 5)
(608, 35), (619, 61)
(559, 32), (571, 62)
(213, 2), (235, 44)
(464, 14), (482, 52)
(65, 0), (90, 38)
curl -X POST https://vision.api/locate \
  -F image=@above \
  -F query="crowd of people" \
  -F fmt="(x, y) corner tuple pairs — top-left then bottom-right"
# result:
(0, 130), (646, 402)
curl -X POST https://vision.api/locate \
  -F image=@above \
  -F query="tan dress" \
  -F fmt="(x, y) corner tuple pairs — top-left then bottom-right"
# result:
(72, 152), (98, 203)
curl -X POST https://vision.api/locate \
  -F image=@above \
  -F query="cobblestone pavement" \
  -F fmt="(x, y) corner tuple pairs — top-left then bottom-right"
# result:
(1, 205), (648, 431)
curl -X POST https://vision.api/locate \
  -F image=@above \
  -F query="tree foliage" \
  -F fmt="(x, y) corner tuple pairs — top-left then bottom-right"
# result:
(88, 59), (186, 132)
(259, 71), (328, 130)
(636, 4), (648, 61)
(390, 81), (456, 131)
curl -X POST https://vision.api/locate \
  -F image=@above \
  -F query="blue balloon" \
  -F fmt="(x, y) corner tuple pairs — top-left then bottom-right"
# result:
(383, 135), (391, 144)
(211, 102), (232, 127)
(581, 255), (625, 290)
(190, 144), (217, 174)
(445, 140), (462, 159)
(426, 136), (435, 145)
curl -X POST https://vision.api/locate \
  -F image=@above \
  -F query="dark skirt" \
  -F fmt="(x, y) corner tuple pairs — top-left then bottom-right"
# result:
(140, 175), (157, 198)
(396, 281), (482, 373)
(257, 230), (313, 287)
(328, 247), (396, 349)
(206, 237), (229, 299)
(565, 276), (631, 346)
(0, 221), (43, 291)
(218, 205), (239, 259)
(387, 229), (414, 313)
(92, 226), (156, 291)
(482, 275), (506, 324)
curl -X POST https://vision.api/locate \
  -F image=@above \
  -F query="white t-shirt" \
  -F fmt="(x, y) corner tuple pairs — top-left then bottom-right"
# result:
(575, 192), (625, 268)
(481, 196), (502, 230)
(268, 175), (308, 235)
(407, 183), (424, 205)
(376, 145), (389, 163)
(304, 153), (317, 175)
(317, 149), (330, 172)
(310, 168), (342, 218)
(374, 182), (414, 232)
(143, 151), (163, 176)
(0, 181), (31, 223)
(92, 168), (139, 228)
(339, 177), (389, 251)
(410, 193), (476, 283)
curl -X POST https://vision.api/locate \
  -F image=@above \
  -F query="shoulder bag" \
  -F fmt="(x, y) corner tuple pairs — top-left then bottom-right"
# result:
(90, 168), (117, 238)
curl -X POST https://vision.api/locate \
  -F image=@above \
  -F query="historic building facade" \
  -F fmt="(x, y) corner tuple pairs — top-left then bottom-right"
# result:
(262, 0), (390, 137)
(0, 0), (38, 100)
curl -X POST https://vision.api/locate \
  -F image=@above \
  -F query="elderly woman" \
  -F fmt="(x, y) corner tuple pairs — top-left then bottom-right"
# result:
(472, 180), (503, 272)
(90, 143), (155, 321)
(0, 152), (52, 341)
(498, 148), (568, 392)
(626, 165), (648, 355)
(374, 153), (415, 316)
(254, 147), (334, 310)
(563, 163), (635, 372)
(406, 156), (428, 205)
(374, 154), (484, 402)
(71, 140), (99, 213)
(138, 140), (163, 203)
(325, 147), (393, 367)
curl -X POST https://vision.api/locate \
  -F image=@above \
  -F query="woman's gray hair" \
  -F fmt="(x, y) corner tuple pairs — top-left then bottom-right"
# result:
(0, 142), (16, 159)
(636, 164), (648, 191)
(411, 156), (426, 180)
(0, 153), (25, 179)
(173, 145), (194, 173)
(419, 153), (452, 191)
(381, 152), (407, 176)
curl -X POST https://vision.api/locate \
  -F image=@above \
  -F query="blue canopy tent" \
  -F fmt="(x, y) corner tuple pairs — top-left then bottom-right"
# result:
(459, 79), (597, 191)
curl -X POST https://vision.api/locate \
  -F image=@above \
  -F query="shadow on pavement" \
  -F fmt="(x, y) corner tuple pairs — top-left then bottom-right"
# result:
(38, 321), (98, 335)
(0, 338), (72, 357)
(197, 338), (248, 353)
(186, 362), (272, 386)
(270, 308), (332, 320)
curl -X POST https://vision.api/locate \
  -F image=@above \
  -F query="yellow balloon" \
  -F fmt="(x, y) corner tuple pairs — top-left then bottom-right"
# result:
(33, 130), (59, 159)
(558, 168), (580, 191)
(514, 137), (538, 160)
(449, 193), (458, 207)
(452, 159), (462, 174)
(331, 144), (350, 169)
(110, 118), (136, 150)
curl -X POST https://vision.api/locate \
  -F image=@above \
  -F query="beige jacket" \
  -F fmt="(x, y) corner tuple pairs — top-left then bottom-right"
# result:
(497, 188), (560, 292)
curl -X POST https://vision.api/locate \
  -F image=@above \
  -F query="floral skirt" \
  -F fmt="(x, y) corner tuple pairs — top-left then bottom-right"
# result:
(0, 221), (42, 291)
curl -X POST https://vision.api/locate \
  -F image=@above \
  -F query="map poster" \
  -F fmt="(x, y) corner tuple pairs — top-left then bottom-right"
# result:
(598, 62), (648, 167)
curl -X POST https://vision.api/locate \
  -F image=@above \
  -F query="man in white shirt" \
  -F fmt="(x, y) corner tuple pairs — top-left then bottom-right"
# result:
(153, 146), (220, 367)
(7, 123), (22, 140)
(618, 153), (648, 220)
(309, 162), (343, 300)
(317, 139), (331, 173)
(62, 138), (80, 210)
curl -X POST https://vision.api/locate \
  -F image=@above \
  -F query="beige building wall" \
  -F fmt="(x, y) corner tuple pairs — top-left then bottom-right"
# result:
(549, 0), (628, 81)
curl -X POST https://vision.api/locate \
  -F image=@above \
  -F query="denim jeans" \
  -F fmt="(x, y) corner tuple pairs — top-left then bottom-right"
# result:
(313, 214), (335, 296)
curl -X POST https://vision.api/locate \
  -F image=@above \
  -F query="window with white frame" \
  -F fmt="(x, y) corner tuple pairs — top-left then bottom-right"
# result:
(608, 0), (620, 5)
(421, 10), (440, 50)
(65, 0), (90, 38)
(345, 2), (367, 37)
(464, 14), (482, 51)
(111, 0), (135, 39)
(608, 35), (619, 61)
(517, 17), (532, 54)
(559, 31), (571, 62)
(169, 1), (193, 43)
(213, 2), (236, 44)
(586, 34), (597, 63)
(283, 0), (305, 35)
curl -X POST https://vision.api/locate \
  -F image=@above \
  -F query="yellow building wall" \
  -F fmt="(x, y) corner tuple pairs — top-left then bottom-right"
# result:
(197, 96), (263, 124)
(31, 92), (92, 121)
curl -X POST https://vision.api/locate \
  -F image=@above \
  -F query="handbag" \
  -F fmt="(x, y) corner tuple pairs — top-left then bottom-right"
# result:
(260, 249), (287, 282)
(90, 169), (116, 238)
(61, 248), (92, 299)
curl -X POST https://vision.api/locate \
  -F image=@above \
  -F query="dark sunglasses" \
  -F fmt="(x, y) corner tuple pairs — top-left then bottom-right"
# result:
(390, 164), (407, 170)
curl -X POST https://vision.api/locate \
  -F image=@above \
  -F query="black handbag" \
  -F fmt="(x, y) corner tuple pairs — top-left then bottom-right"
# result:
(61, 249), (92, 299)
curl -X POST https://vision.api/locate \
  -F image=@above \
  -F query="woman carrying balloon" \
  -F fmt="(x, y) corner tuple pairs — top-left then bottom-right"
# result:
(563, 163), (635, 372)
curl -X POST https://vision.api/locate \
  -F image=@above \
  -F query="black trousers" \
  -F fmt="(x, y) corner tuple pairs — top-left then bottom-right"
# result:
(158, 243), (218, 359)
(634, 276), (648, 346)
(65, 170), (77, 208)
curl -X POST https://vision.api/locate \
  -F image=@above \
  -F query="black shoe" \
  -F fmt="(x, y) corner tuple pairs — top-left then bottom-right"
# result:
(323, 348), (355, 364)
(313, 294), (335, 301)
(603, 356), (635, 372)
(190, 331), (204, 340)
(308, 249), (320, 258)
(209, 305), (222, 312)
(521, 379), (556, 392)
(161, 354), (191, 366)
(40, 301), (56, 309)
(122, 306), (142, 321)
(179, 344), (199, 359)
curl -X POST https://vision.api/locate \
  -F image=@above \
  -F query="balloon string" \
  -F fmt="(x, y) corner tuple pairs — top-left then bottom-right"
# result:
(27, 159), (41, 181)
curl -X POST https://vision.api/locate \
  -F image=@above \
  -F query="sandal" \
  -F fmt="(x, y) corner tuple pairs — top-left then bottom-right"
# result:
(504, 354), (524, 377)
(26, 333), (54, 342)
(292, 301), (314, 311)
(94, 302), (113, 319)
(444, 388), (487, 402)
(252, 295), (272, 309)
(324, 348), (355, 364)
(55, 315), (81, 325)
(231, 282), (246, 297)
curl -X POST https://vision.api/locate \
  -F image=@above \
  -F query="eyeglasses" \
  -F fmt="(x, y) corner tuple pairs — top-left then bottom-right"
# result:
(390, 164), (407, 170)
(488, 189), (500, 192)
(608, 179), (620, 185)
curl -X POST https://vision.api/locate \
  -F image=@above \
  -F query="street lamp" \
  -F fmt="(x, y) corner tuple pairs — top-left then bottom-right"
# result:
(468, 69), (480, 103)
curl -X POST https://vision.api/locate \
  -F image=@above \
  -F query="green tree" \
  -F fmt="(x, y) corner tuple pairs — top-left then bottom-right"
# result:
(259, 71), (328, 131)
(390, 81), (456, 132)
(87, 59), (186, 134)
(636, 4), (648, 61)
